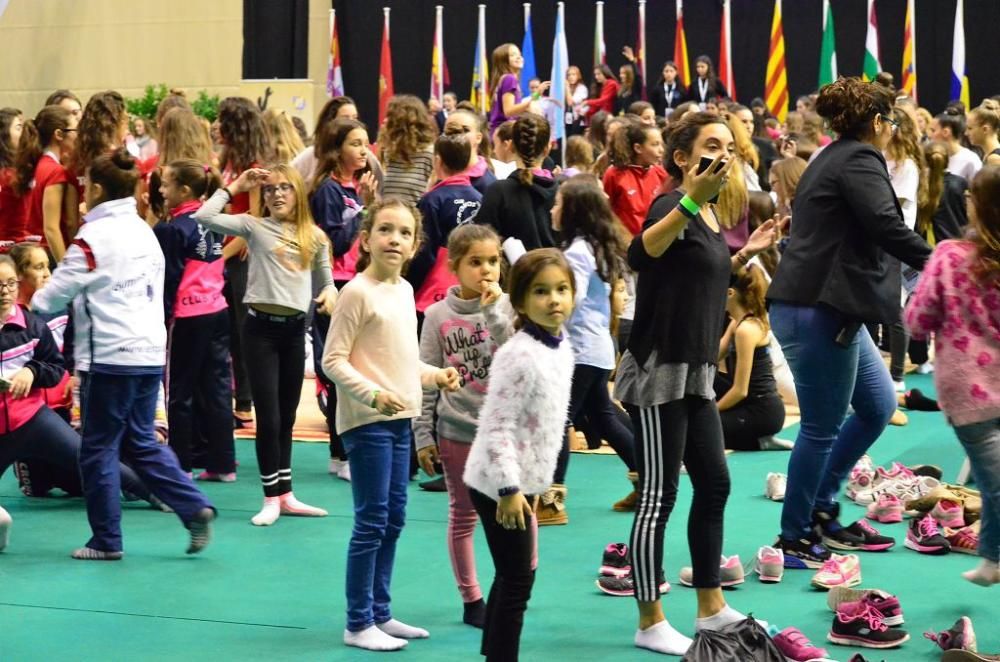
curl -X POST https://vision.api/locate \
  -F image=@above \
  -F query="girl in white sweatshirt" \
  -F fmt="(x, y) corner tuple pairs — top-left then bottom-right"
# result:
(462, 248), (576, 662)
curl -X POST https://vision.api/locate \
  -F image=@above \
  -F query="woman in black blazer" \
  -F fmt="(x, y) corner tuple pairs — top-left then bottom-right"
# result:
(648, 61), (685, 118)
(687, 55), (728, 107)
(767, 78), (931, 568)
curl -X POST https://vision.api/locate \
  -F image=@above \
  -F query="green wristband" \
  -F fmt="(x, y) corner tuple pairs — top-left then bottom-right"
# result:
(679, 194), (700, 215)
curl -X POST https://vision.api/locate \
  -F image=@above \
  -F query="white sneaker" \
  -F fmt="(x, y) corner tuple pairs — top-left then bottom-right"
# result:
(337, 461), (352, 482)
(845, 466), (876, 505)
(754, 545), (784, 583)
(916, 361), (934, 374)
(893, 380), (906, 393)
(329, 458), (346, 475)
(765, 472), (786, 501)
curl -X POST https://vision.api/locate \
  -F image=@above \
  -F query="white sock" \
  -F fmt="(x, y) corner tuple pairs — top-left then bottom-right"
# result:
(0, 506), (11, 551)
(251, 497), (281, 526)
(279, 492), (328, 517)
(377, 618), (429, 639)
(963, 559), (1000, 587)
(695, 605), (748, 632)
(634, 620), (693, 656)
(344, 625), (408, 651)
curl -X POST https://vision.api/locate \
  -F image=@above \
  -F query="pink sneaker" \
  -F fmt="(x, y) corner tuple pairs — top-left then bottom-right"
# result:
(876, 462), (915, 481)
(196, 471), (237, 483)
(811, 554), (862, 590)
(945, 526), (979, 555)
(930, 499), (965, 529)
(772, 627), (830, 661)
(866, 494), (903, 523)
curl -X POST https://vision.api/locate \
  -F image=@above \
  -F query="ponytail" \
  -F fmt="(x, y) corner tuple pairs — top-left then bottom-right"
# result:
(15, 105), (72, 195)
(167, 158), (222, 200)
(918, 141), (949, 237)
(731, 264), (770, 332)
(512, 113), (550, 185)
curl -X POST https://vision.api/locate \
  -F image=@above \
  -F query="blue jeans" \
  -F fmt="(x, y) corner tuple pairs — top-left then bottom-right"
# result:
(954, 418), (1000, 562)
(342, 419), (411, 632)
(770, 302), (897, 541)
(79, 371), (213, 552)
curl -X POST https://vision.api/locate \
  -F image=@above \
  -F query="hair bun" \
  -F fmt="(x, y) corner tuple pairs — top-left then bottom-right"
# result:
(110, 147), (136, 171)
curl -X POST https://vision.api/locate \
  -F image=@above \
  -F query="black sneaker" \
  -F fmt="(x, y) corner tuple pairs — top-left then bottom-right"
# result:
(905, 514), (952, 554)
(419, 476), (447, 492)
(814, 503), (866, 551)
(775, 536), (831, 570)
(844, 520), (896, 552)
(599, 542), (631, 578)
(828, 603), (910, 649)
(595, 571), (669, 597)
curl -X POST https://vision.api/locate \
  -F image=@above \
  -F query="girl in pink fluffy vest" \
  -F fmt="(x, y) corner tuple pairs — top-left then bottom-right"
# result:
(905, 165), (1000, 587)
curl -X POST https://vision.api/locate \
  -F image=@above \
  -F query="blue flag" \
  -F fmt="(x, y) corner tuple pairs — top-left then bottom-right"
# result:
(520, 13), (537, 93)
(550, 3), (568, 143)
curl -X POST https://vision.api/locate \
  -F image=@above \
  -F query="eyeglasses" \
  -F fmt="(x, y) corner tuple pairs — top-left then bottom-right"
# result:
(882, 116), (899, 133)
(262, 182), (294, 196)
(60, 128), (78, 134)
(0, 280), (18, 292)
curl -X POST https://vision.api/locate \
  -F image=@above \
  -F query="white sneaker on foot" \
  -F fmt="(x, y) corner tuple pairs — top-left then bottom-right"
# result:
(635, 620), (692, 656)
(251, 497), (281, 526)
(377, 618), (429, 639)
(344, 625), (407, 651)
(765, 473), (786, 501)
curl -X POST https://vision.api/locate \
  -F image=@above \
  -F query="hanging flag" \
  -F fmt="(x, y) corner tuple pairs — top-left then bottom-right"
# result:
(951, 0), (969, 108)
(326, 9), (344, 98)
(862, 0), (880, 81)
(521, 4), (537, 92)
(470, 4), (490, 114)
(765, 0), (788, 122)
(718, 0), (734, 100)
(901, 0), (916, 101)
(637, 0), (647, 99)
(594, 1), (606, 69)
(817, 0), (837, 88)
(551, 1), (569, 153)
(378, 7), (394, 126)
(429, 5), (450, 101)
(674, 0), (690, 88)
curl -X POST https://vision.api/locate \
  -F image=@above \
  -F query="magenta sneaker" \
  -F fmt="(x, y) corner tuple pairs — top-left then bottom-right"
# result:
(828, 602), (910, 649)
(845, 519), (896, 551)
(600, 542), (631, 578)
(866, 494), (904, 523)
(905, 514), (952, 555)
(925, 616), (977, 652)
(773, 627), (830, 661)
(837, 592), (905, 627)
(931, 499), (966, 529)
(196, 471), (237, 483)
(945, 526), (980, 555)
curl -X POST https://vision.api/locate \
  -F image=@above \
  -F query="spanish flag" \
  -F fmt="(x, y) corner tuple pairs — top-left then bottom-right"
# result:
(901, 0), (917, 101)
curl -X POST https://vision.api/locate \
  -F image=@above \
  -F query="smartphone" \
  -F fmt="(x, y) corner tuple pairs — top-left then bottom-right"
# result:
(697, 155), (727, 203)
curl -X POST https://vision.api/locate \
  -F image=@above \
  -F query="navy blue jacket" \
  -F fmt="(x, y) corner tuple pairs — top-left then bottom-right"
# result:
(409, 176), (482, 294)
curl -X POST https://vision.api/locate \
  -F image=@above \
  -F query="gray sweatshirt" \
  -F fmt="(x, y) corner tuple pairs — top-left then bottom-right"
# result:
(414, 286), (515, 449)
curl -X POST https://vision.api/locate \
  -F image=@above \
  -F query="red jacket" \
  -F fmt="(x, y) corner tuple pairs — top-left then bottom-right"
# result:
(0, 305), (65, 434)
(585, 80), (620, 118)
(602, 164), (668, 236)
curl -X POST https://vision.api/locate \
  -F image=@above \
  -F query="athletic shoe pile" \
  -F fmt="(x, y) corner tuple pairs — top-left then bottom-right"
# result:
(827, 587), (905, 627)
(905, 514), (952, 555)
(845, 458), (940, 508)
(811, 554), (862, 590)
(827, 599), (910, 649)
(595, 542), (670, 596)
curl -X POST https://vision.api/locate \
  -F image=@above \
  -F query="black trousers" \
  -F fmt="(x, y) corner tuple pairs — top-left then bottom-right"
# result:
(470, 489), (536, 662)
(224, 257), (253, 412)
(310, 311), (345, 460)
(553, 365), (635, 483)
(713, 372), (786, 451)
(242, 311), (305, 497)
(167, 310), (235, 473)
(625, 397), (730, 600)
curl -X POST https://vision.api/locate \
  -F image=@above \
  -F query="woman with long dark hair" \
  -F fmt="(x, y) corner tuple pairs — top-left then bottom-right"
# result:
(686, 56), (728, 107)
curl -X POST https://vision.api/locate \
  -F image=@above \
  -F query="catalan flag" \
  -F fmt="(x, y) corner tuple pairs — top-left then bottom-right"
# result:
(901, 0), (916, 101)
(765, 0), (788, 122)
(674, 0), (690, 88)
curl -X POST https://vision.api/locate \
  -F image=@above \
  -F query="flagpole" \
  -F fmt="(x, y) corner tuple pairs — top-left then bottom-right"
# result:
(478, 4), (487, 115)
(328, 9), (335, 97)
(638, 0), (646, 98)
(594, 1), (605, 69)
(524, 3), (530, 32)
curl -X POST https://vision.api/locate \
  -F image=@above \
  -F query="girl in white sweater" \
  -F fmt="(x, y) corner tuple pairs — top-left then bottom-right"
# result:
(463, 248), (576, 662)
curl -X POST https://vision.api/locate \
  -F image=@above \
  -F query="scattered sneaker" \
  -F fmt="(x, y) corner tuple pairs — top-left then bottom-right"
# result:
(765, 472), (786, 501)
(827, 589), (905, 627)
(844, 520), (896, 552)
(815, 504), (866, 551)
(905, 514), (951, 555)
(679, 555), (744, 588)
(931, 499), (966, 529)
(195, 471), (236, 483)
(776, 535), (832, 570)
(846, 467), (876, 505)
(945, 526), (980, 555)
(419, 476), (447, 492)
(925, 616), (978, 652)
(772, 627), (830, 661)
(596, 571), (670, 597)
(811, 554), (862, 590)
(908, 463), (943, 479)
(939, 653), (1000, 662)
(866, 494), (904, 524)
(600, 542), (631, 578)
(828, 602), (910, 649)
(754, 546), (784, 583)
(535, 484), (568, 526)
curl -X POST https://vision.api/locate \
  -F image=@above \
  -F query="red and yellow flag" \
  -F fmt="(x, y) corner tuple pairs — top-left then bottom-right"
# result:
(765, 0), (788, 122)
(673, 0), (690, 88)
(901, 0), (917, 101)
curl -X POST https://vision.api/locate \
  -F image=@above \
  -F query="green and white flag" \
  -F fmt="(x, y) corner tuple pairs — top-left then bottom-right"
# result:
(863, 0), (880, 81)
(818, 0), (837, 87)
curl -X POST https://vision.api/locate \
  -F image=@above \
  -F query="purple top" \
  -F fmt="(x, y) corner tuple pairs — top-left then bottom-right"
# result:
(489, 74), (521, 133)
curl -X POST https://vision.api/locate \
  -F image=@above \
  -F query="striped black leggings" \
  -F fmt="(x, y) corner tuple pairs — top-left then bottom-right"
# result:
(625, 397), (731, 602)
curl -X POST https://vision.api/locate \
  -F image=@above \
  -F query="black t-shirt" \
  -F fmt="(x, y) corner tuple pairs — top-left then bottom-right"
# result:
(627, 190), (732, 366)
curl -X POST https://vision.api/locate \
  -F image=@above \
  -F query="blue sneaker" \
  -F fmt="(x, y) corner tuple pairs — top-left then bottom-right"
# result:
(776, 535), (832, 569)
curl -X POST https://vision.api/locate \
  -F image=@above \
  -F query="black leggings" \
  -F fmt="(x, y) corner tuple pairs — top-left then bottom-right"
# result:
(553, 365), (635, 483)
(242, 311), (306, 497)
(713, 372), (786, 451)
(0, 405), (150, 502)
(167, 310), (235, 473)
(625, 397), (730, 600)
(225, 257), (253, 412)
(311, 310), (345, 460)
(471, 489), (536, 662)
